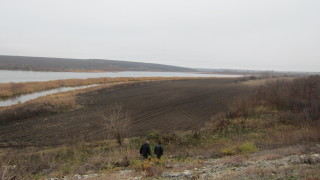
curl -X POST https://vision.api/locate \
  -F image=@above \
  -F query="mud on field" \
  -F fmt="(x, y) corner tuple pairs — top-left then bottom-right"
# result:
(0, 78), (250, 147)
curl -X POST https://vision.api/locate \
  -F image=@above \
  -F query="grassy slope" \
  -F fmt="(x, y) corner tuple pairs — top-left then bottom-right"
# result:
(1, 106), (319, 179)
(1, 76), (320, 179)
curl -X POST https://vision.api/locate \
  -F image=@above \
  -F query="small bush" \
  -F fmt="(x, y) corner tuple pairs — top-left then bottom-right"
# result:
(239, 142), (259, 154)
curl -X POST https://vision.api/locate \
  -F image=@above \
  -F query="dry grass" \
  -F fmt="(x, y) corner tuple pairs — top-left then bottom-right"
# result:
(0, 139), (139, 179)
(0, 92), (78, 124)
(0, 137), (173, 180)
(241, 76), (296, 86)
(0, 118), (319, 179)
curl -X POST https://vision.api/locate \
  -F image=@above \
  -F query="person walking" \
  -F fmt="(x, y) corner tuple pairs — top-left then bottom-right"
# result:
(140, 141), (151, 159)
(154, 142), (163, 159)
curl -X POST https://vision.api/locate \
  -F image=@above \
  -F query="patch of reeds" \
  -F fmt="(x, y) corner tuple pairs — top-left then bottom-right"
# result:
(0, 92), (77, 124)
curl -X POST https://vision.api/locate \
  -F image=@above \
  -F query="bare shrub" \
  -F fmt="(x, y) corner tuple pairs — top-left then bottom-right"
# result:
(101, 103), (131, 146)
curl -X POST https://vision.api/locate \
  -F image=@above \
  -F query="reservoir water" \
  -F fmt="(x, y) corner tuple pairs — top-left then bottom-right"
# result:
(0, 70), (241, 83)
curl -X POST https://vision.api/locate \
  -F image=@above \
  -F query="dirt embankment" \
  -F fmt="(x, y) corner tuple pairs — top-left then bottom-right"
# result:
(0, 78), (249, 147)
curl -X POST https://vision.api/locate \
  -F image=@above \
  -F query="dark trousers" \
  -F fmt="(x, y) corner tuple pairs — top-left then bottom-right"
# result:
(142, 154), (148, 159)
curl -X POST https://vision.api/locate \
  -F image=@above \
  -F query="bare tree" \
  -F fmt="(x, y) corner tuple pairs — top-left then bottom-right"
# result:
(101, 103), (131, 146)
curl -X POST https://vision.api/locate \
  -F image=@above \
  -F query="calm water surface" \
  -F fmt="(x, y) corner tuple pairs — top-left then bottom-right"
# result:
(0, 70), (241, 83)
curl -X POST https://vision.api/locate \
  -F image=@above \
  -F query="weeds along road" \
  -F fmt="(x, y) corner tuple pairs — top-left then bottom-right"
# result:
(0, 78), (250, 147)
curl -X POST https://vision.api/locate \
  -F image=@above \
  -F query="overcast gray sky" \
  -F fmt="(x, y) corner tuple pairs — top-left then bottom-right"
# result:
(0, 0), (319, 72)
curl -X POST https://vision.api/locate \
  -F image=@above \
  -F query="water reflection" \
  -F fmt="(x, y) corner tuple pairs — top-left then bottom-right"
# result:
(0, 70), (241, 83)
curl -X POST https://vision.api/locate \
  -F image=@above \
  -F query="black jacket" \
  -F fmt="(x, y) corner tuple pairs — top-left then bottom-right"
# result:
(140, 143), (151, 156)
(154, 144), (163, 156)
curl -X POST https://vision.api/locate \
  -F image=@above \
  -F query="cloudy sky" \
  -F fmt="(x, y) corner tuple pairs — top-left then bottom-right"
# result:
(0, 0), (319, 72)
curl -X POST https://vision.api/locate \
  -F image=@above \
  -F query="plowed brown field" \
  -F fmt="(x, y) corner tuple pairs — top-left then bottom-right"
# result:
(0, 78), (250, 147)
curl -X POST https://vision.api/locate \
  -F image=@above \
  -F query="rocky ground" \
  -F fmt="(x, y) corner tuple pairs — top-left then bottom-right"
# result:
(48, 145), (320, 180)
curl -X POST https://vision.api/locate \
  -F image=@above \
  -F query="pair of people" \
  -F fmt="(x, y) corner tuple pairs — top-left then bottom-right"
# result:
(140, 141), (163, 159)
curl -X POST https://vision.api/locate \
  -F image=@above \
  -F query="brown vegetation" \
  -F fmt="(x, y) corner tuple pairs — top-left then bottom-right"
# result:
(207, 75), (320, 149)
(0, 91), (78, 125)
(254, 75), (320, 126)
(0, 141), (134, 179)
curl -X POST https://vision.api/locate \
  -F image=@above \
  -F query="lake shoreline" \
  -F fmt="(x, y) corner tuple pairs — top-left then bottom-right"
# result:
(0, 77), (232, 105)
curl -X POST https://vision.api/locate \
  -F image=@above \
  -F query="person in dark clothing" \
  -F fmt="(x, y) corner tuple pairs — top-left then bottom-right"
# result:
(140, 141), (151, 159)
(154, 142), (163, 159)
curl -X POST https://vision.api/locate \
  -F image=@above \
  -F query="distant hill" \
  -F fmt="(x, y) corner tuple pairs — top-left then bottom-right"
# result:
(0, 55), (195, 72)
(196, 68), (320, 76)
